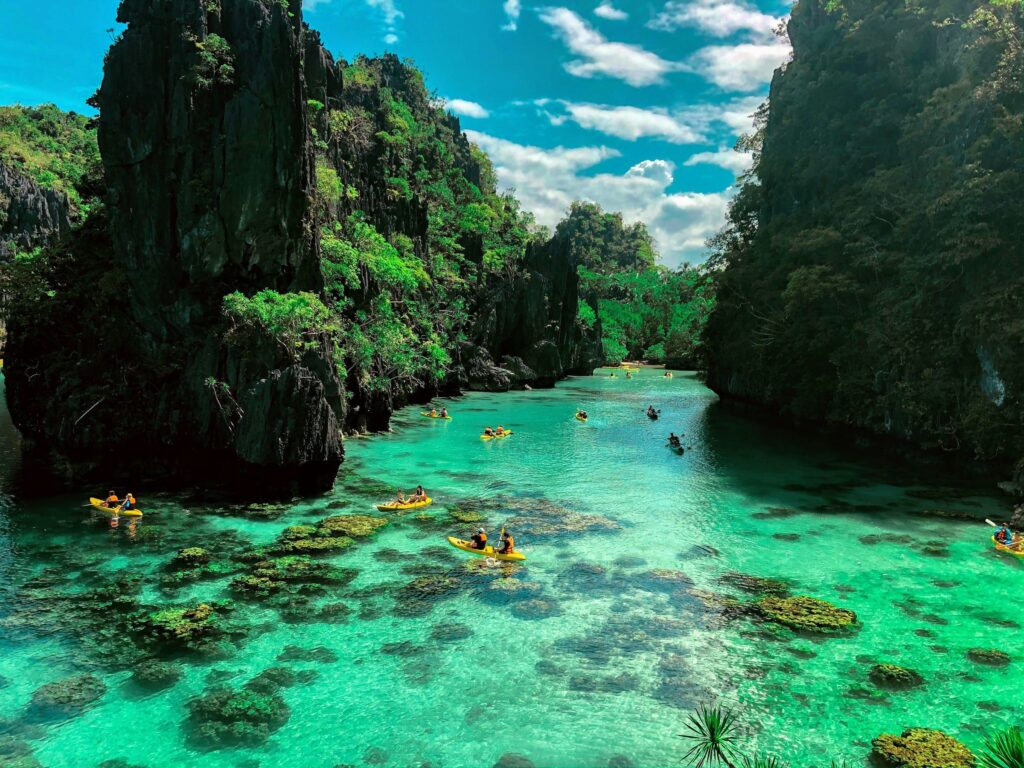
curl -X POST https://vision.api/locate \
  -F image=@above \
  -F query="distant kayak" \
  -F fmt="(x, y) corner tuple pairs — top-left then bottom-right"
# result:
(377, 497), (432, 511)
(993, 536), (1024, 558)
(668, 444), (683, 455)
(481, 432), (513, 440)
(575, 414), (588, 422)
(420, 412), (452, 420)
(647, 412), (659, 421)
(448, 536), (526, 561)
(664, 372), (673, 379)
(88, 497), (143, 517)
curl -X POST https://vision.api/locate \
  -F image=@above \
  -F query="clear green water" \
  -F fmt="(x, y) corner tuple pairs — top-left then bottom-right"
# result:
(0, 370), (1020, 767)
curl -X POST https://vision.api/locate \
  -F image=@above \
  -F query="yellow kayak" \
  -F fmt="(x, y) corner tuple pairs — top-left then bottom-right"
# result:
(88, 497), (143, 517)
(575, 414), (588, 422)
(377, 497), (432, 512)
(448, 536), (526, 561)
(481, 431), (513, 440)
(664, 372), (673, 379)
(420, 412), (452, 420)
(993, 536), (1024, 558)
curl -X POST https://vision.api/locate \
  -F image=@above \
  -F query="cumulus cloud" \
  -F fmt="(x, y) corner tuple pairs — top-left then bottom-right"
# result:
(366, 0), (403, 43)
(465, 130), (731, 265)
(687, 40), (791, 91)
(594, 1), (629, 20)
(503, 0), (522, 30)
(649, 0), (781, 39)
(539, 7), (682, 87)
(684, 147), (754, 175)
(538, 100), (703, 144)
(537, 95), (763, 145)
(445, 99), (490, 119)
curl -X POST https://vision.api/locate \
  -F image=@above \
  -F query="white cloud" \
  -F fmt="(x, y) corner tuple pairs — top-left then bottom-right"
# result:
(366, 0), (403, 43)
(446, 99), (490, 119)
(684, 147), (754, 175)
(649, 0), (781, 39)
(302, 0), (330, 10)
(539, 100), (703, 144)
(503, 0), (522, 30)
(539, 7), (682, 87)
(465, 130), (731, 265)
(687, 40), (791, 91)
(594, 2), (629, 20)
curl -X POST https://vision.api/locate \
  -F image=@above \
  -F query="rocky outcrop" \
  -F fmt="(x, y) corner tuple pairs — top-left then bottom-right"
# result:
(0, 162), (71, 256)
(470, 233), (601, 388)
(704, 0), (1024, 484)
(4, 0), (342, 491)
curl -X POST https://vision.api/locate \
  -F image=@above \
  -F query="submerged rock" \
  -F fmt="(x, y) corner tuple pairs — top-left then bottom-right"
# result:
(28, 674), (106, 720)
(186, 686), (290, 751)
(718, 571), (791, 597)
(276, 645), (338, 664)
(510, 598), (563, 620)
(130, 660), (183, 691)
(869, 664), (924, 691)
(493, 754), (536, 768)
(756, 596), (857, 633)
(871, 728), (975, 768)
(966, 648), (1011, 667)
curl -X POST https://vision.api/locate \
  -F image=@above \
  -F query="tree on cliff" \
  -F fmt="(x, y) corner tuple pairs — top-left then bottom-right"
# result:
(560, 201), (715, 366)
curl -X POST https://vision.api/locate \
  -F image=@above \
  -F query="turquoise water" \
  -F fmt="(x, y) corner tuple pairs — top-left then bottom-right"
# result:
(0, 369), (1019, 767)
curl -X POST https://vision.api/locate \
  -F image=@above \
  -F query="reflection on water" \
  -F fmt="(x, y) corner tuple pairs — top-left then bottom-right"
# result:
(0, 369), (1018, 768)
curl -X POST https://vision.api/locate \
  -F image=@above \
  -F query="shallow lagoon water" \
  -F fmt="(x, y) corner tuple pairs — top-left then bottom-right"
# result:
(0, 370), (1019, 767)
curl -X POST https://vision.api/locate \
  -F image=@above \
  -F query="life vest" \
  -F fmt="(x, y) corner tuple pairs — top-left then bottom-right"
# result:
(503, 535), (515, 552)
(472, 533), (487, 548)
(996, 528), (1012, 544)
(106, 494), (119, 504)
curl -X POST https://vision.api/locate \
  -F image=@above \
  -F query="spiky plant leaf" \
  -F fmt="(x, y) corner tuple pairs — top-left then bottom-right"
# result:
(679, 703), (741, 766)
(979, 728), (1024, 768)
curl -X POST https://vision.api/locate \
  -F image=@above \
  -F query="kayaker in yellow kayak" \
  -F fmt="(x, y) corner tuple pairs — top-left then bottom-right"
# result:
(121, 492), (137, 512)
(470, 528), (488, 550)
(439, 407), (449, 418)
(994, 523), (1022, 551)
(410, 485), (428, 502)
(495, 425), (507, 436)
(498, 529), (515, 555)
(483, 426), (494, 437)
(103, 490), (120, 508)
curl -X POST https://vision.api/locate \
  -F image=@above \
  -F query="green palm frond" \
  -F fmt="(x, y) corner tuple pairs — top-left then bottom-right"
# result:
(979, 728), (1024, 768)
(679, 703), (741, 766)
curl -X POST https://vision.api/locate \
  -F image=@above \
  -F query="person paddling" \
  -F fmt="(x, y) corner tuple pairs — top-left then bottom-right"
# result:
(995, 522), (1021, 550)
(470, 528), (488, 550)
(103, 490), (120, 509)
(498, 529), (515, 555)
(439, 407), (448, 418)
(410, 485), (427, 502)
(668, 433), (681, 449)
(121, 492), (137, 512)
(483, 426), (494, 437)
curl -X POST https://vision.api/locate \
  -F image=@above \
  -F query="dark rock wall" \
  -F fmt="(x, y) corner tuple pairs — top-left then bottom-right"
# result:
(0, 163), (71, 256)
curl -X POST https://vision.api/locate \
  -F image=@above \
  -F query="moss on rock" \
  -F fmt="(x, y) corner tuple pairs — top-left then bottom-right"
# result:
(871, 728), (975, 768)
(869, 663), (925, 690)
(316, 514), (388, 538)
(757, 595), (857, 633)
(186, 686), (290, 750)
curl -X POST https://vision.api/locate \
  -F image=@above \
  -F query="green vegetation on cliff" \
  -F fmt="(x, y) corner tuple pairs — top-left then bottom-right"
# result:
(0, 104), (100, 214)
(561, 202), (715, 367)
(705, 0), (1024, 474)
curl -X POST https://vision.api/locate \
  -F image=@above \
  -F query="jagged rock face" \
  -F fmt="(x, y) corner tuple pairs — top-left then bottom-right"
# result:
(5, 0), (342, 491)
(100, 0), (318, 333)
(471, 233), (600, 387)
(0, 162), (71, 255)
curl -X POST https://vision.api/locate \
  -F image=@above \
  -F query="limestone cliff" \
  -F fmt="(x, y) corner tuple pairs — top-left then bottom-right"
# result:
(704, 0), (1024, 484)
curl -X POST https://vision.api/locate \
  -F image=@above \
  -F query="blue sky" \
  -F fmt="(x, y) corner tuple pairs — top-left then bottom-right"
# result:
(0, 0), (792, 265)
